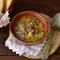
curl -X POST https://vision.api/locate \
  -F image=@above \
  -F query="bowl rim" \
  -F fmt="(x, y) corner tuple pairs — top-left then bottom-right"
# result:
(10, 11), (49, 45)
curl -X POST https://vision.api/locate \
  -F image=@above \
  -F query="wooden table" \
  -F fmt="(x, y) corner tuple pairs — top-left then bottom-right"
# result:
(0, 0), (60, 60)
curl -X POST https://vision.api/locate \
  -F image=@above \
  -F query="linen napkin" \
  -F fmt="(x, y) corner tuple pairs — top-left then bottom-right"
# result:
(5, 33), (49, 56)
(0, 11), (10, 28)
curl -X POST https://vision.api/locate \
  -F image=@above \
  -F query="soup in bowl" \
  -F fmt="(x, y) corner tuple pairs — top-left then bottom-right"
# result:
(10, 11), (48, 45)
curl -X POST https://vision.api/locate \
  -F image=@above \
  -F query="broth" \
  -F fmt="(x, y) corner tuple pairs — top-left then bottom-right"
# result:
(14, 16), (45, 43)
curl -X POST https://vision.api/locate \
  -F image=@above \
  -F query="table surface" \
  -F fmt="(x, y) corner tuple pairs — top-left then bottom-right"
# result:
(0, 0), (60, 60)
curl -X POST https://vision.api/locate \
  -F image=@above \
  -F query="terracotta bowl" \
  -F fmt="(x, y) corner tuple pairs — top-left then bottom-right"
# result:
(10, 11), (48, 45)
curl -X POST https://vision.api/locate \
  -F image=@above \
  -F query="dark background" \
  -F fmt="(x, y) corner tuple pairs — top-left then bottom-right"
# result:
(0, 0), (60, 60)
